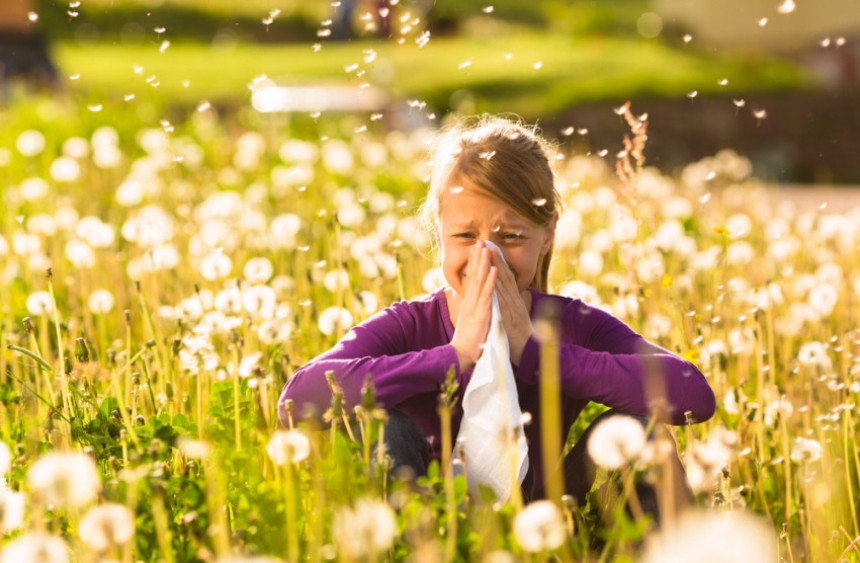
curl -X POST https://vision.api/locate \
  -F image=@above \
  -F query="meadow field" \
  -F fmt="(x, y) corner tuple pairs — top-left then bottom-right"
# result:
(1, 2), (859, 561)
(0, 89), (858, 562)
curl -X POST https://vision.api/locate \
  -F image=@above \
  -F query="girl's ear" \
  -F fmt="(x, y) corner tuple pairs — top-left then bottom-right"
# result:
(540, 212), (558, 255)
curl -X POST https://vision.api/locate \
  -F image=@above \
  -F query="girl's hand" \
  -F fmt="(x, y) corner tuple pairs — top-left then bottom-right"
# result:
(450, 242), (497, 371)
(490, 248), (535, 366)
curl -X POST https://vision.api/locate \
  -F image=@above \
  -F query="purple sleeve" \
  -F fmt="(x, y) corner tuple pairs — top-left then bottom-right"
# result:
(517, 299), (715, 425)
(278, 301), (461, 426)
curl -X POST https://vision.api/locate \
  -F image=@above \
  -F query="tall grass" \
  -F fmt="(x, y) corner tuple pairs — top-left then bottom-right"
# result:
(0, 94), (858, 561)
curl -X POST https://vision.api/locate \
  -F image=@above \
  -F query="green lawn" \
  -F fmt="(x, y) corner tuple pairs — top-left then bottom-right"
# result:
(54, 31), (812, 119)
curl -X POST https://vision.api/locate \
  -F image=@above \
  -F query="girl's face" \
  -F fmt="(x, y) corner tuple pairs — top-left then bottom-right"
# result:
(437, 177), (556, 297)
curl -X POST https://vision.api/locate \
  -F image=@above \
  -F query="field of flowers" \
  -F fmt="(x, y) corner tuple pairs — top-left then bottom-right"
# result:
(0, 93), (858, 562)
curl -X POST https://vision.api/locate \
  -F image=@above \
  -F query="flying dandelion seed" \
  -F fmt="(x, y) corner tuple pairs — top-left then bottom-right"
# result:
(577, 128), (588, 135)
(835, 36), (846, 46)
(154, 27), (166, 34)
(758, 17), (768, 26)
(820, 37), (832, 47)
(458, 60), (472, 70)
(561, 126), (574, 136)
(753, 109), (767, 120)
(482, 6), (494, 13)
(317, 28), (332, 37)
(687, 90), (698, 98)
(28, 11), (39, 22)
(533, 61), (543, 70)
(733, 99), (746, 108)
(159, 40), (170, 53)
(67, 10), (78, 17)
(513, 500), (566, 553)
(718, 78), (728, 85)
(777, 0), (796, 14)
(69, 73), (80, 80)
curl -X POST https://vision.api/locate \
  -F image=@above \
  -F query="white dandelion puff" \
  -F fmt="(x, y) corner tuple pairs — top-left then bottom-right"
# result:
(587, 415), (646, 469)
(200, 252), (232, 281)
(267, 430), (310, 465)
(88, 289), (116, 315)
(513, 500), (566, 552)
(0, 532), (69, 563)
(16, 130), (46, 157)
(78, 503), (135, 552)
(26, 291), (54, 316)
(27, 452), (101, 509)
(333, 498), (398, 558)
(790, 438), (822, 463)
(641, 510), (776, 563)
(318, 306), (354, 336)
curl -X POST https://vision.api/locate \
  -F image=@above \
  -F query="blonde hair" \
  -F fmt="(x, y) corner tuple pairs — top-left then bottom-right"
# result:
(419, 114), (561, 291)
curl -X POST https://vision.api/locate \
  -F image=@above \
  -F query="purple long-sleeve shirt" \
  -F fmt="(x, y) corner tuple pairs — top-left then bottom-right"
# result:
(279, 288), (715, 495)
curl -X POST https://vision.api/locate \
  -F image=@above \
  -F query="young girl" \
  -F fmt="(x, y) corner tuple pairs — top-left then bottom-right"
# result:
(278, 115), (716, 507)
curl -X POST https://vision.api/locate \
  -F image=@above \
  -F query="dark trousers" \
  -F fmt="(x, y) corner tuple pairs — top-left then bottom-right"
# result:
(378, 408), (691, 522)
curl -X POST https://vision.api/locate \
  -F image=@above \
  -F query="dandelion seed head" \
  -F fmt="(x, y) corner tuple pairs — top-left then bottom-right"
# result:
(267, 430), (310, 465)
(790, 438), (822, 463)
(79, 503), (135, 551)
(513, 500), (566, 552)
(27, 452), (101, 509)
(587, 415), (646, 469)
(16, 130), (46, 157)
(641, 510), (776, 562)
(0, 532), (69, 563)
(0, 487), (25, 533)
(26, 291), (54, 316)
(88, 289), (115, 315)
(333, 498), (398, 558)
(200, 252), (232, 281)
(65, 239), (95, 268)
(318, 306), (354, 336)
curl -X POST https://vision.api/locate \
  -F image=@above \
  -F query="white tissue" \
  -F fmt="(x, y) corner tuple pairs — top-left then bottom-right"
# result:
(454, 241), (529, 502)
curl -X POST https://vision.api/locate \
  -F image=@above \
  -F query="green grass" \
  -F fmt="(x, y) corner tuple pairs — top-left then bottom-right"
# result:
(53, 31), (812, 119)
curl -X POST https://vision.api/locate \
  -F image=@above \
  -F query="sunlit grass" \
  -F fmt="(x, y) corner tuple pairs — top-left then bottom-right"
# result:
(0, 94), (858, 561)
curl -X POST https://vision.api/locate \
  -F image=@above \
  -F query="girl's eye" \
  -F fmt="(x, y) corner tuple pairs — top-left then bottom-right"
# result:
(501, 232), (524, 240)
(454, 233), (475, 239)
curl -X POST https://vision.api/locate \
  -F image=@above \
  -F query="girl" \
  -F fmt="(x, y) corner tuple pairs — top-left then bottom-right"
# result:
(278, 115), (716, 508)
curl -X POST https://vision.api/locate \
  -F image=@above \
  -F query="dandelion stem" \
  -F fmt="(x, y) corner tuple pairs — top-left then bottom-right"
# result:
(537, 312), (564, 505)
(283, 461), (300, 563)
